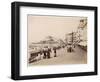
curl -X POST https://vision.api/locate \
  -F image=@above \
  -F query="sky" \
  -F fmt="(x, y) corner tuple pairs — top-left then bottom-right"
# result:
(28, 15), (86, 43)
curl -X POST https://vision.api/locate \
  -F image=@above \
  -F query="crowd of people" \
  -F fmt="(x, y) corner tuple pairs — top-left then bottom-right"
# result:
(29, 45), (63, 63)
(29, 44), (75, 63)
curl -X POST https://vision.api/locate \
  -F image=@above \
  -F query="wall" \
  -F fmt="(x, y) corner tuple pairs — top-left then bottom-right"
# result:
(0, 0), (99, 82)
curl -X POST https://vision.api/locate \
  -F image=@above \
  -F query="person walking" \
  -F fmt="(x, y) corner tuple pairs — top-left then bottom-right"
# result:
(43, 47), (47, 59)
(47, 47), (51, 59)
(53, 47), (57, 57)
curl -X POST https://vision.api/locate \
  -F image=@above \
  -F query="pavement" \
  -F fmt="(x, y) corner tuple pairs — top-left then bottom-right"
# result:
(29, 45), (87, 66)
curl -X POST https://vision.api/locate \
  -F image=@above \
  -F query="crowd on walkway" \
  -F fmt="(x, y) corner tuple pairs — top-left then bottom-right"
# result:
(29, 44), (76, 63)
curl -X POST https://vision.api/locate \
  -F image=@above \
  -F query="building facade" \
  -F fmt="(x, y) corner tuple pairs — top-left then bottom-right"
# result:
(76, 19), (87, 50)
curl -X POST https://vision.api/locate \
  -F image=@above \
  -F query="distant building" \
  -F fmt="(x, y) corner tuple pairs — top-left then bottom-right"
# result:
(29, 36), (65, 50)
(65, 32), (77, 44)
(65, 19), (87, 50)
(65, 33), (72, 44)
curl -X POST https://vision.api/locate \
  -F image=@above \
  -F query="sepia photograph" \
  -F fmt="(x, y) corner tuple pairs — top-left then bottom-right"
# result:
(27, 15), (87, 66)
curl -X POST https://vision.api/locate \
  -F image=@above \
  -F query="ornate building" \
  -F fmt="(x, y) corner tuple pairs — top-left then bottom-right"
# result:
(76, 19), (87, 50)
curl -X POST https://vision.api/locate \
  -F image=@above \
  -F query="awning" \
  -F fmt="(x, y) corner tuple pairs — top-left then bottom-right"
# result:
(78, 41), (87, 46)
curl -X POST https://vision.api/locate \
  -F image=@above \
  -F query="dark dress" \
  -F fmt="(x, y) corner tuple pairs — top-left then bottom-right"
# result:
(53, 47), (57, 57)
(47, 50), (50, 58)
(43, 50), (46, 59)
